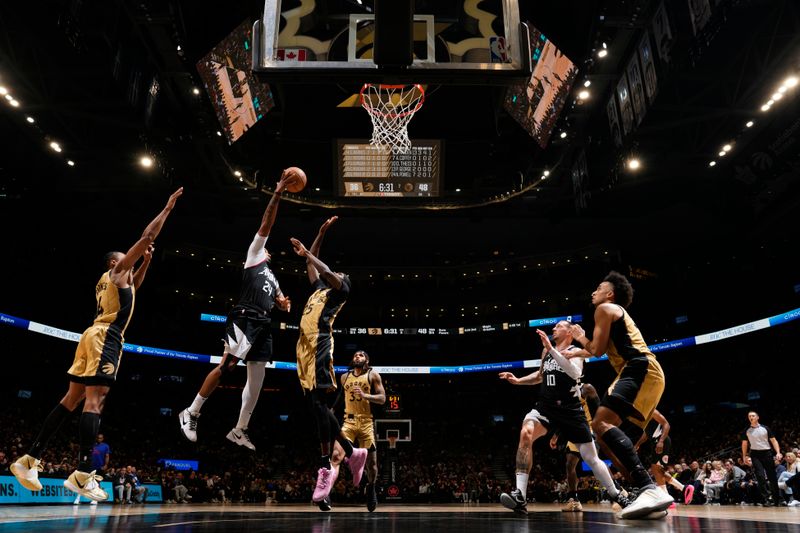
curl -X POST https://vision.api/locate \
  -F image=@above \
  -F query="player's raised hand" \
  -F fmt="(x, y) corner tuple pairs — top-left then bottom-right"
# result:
(320, 216), (338, 234)
(536, 329), (552, 350)
(166, 187), (183, 210)
(276, 169), (290, 193)
(143, 244), (155, 263)
(290, 238), (308, 257)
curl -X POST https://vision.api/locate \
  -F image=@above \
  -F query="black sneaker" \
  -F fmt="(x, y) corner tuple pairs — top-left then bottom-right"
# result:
(317, 496), (332, 511)
(367, 483), (378, 512)
(612, 491), (634, 509)
(500, 488), (528, 515)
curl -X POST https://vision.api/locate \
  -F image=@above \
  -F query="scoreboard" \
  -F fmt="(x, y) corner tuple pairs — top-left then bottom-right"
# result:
(336, 139), (441, 197)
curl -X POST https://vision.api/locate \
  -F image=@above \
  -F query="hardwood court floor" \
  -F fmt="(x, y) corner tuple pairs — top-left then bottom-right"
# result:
(0, 503), (798, 532)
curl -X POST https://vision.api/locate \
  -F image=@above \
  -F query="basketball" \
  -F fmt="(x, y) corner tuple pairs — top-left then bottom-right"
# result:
(285, 167), (307, 193)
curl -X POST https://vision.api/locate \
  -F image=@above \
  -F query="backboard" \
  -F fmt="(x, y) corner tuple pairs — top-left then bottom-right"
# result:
(252, 0), (531, 85)
(375, 418), (412, 443)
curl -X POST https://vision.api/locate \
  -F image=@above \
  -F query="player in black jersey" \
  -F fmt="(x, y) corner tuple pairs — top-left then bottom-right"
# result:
(568, 271), (673, 518)
(11, 188), (182, 502)
(291, 218), (367, 506)
(178, 173), (291, 450)
(633, 409), (694, 505)
(499, 321), (627, 515)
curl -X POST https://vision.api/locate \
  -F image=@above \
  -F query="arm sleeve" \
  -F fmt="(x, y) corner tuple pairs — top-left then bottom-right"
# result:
(244, 234), (268, 268)
(547, 348), (583, 380)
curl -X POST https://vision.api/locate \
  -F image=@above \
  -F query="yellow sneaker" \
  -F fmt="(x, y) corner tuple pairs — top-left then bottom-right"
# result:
(561, 498), (583, 512)
(64, 470), (108, 502)
(10, 455), (43, 491)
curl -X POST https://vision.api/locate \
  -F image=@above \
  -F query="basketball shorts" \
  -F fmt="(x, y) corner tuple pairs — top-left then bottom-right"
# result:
(524, 401), (593, 445)
(603, 356), (665, 423)
(223, 307), (273, 362)
(341, 414), (376, 450)
(67, 324), (123, 386)
(296, 332), (335, 391)
(566, 441), (581, 456)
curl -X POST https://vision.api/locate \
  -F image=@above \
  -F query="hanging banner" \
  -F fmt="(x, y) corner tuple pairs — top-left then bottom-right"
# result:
(627, 54), (647, 126)
(652, 1), (674, 64)
(639, 32), (658, 103)
(687, 0), (712, 35)
(617, 77), (634, 137)
(607, 94), (623, 147)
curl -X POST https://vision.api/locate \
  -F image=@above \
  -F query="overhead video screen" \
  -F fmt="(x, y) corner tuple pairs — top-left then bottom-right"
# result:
(196, 20), (275, 144)
(336, 139), (441, 197)
(503, 25), (578, 148)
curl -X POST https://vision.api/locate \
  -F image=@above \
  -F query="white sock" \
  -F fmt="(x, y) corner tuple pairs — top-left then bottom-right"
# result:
(515, 473), (529, 498)
(236, 361), (266, 429)
(578, 442), (618, 498)
(189, 394), (207, 415)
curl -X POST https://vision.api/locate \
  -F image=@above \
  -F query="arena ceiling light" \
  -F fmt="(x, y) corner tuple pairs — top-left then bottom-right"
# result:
(140, 155), (154, 168)
(578, 89), (590, 100)
(722, 144), (732, 152)
(234, 170), (242, 177)
(626, 158), (641, 170)
(192, 87), (200, 95)
(783, 76), (798, 88)
(560, 131), (568, 139)
(746, 120), (754, 128)
(0, 86), (7, 95)
(67, 160), (75, 166)
(709, 161), (716, 167)
(583, 80), (591, 87)
(25, 116), (34, 123)
(597, 49), (608, 58)
(49, 141), (62, 152)
(760, 104), (771, 112)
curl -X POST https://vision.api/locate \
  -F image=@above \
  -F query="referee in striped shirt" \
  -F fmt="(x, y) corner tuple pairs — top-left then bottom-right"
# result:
(741, 411), (784, 506)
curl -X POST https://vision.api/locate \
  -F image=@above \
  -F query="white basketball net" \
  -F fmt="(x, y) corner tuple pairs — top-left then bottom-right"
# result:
(360, 84), (425, 154)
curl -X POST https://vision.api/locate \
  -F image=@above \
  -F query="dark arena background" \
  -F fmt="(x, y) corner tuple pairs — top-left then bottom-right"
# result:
(1, 1), (800, 531)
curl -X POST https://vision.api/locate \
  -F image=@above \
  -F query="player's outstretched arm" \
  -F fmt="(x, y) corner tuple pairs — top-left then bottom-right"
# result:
(132, 245), (154, 289)
(257, 171), (290, 237)
(306, 216), (337, 284)
(290, 238), (344, 290)
(115, 188), (183, 275)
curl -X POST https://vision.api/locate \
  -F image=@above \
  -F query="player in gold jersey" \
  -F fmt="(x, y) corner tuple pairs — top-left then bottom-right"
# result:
(568, 271), (672, 519)
(290, 218), (367, 507)
(331, 350), (385, 512)
(10, 188), (182, 502)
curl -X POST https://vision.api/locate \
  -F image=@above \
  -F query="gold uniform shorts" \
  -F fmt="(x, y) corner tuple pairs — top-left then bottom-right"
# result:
(341, 414), (375, 450)
(604, 356), (665, 426)
(67, 324), (123, 385)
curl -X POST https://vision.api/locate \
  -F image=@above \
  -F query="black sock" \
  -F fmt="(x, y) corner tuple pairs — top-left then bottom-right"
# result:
(601, 427), (653, 489)
(572, 492), (580, 501)
(77, 412), (101, 472)
(337, 435), (355, 458)
(29, 403), (72, 459)
(320, 455), (332, 470)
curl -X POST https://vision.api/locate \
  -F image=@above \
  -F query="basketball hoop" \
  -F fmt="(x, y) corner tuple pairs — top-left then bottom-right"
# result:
(360, 83), (425, 154)
(387, 435), (399, 449)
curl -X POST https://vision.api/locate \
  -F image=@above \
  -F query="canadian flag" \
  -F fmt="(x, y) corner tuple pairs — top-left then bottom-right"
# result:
(276, 48), (307, 61)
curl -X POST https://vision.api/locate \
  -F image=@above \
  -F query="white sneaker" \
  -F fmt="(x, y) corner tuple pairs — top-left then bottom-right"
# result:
(64, 470), (108, 502)
(10, 454), (43, 491)
(179, 409), (199, 442)
(226, 428), (256, 450)
(90, 500), (98, 506)
(618, 487), (673, 519)
(788, 499), (800, 507)
(73, 495), (81, 505)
